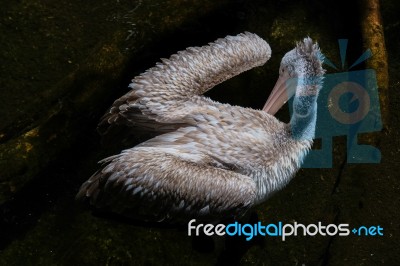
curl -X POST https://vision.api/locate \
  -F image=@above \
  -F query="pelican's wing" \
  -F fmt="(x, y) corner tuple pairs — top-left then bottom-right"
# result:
(98, 32), (271, 135)
(76, 147), (257, 222)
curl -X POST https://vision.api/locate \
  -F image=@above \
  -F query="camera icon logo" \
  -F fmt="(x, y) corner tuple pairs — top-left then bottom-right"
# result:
(289, 39), (382, 168)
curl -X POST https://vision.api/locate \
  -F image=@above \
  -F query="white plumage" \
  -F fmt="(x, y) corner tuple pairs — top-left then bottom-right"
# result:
(76, 32), (325, 222)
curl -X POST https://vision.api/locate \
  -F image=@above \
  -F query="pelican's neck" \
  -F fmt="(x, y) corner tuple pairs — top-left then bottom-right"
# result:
(289, 85), (319, 141)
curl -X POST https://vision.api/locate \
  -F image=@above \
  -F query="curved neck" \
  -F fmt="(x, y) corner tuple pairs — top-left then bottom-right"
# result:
(290, 91), (318, 141)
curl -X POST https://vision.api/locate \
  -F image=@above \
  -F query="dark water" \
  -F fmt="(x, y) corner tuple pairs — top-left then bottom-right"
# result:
(0, 0), (399, 265)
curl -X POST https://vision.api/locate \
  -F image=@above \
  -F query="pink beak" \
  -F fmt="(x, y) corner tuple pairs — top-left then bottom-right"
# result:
(262, 71), (296, 115)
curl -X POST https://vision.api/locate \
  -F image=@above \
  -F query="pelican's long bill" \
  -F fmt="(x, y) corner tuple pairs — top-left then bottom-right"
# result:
(76, 33), (326, 222)
(262, 71), (297, 115)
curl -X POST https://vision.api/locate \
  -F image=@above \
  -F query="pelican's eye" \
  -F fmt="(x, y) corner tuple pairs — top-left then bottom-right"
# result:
(285, 64), (295, 77)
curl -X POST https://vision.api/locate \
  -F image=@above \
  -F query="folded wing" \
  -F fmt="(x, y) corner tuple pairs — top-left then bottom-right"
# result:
(76, 148), (257, 221)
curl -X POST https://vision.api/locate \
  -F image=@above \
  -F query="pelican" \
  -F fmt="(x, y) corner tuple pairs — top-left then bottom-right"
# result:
(76, 32), (325, 222)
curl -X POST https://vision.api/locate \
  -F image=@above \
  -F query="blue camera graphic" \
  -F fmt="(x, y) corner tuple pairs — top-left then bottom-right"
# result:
(288, 40), (382, 168)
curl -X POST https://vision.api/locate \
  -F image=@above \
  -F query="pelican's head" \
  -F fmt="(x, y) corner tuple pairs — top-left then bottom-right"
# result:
(263, 38), (325, 115)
